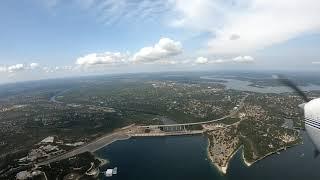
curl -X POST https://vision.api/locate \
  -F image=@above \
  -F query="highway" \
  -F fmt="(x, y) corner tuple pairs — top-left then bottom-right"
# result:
(140, 94), (248, 128)
(36, 128), (131, 166)
(131, 130), (204, 137)
(36, 94), (248, 166)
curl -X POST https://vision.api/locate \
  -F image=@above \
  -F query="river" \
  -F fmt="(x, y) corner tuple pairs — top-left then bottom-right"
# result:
(49, 89), (70, 103)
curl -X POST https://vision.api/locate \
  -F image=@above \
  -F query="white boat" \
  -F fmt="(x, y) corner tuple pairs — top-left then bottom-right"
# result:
(112, 167), (118, 175)
(104, 169), (113, 177)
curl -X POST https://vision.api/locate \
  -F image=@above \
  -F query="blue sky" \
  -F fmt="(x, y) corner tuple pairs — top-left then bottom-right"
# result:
(0, 0), (320, 83)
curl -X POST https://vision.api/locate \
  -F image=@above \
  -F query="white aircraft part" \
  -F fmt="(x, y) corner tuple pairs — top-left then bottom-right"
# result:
(304, 98), (320, 150)
(298, 103), (306, 109)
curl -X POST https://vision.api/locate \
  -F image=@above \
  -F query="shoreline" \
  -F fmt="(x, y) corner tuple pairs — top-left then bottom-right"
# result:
(206, 137), (241, 174)
(36, 126), (133, 166)
(241, 141), (302, 167)
(207, 139), (302, 174)
(95, 156), (109, 167)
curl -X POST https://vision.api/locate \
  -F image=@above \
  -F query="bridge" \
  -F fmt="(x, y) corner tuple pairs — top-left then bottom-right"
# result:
(139, 94), (248, 130)
(35, 94), (248, 166)
(131, 130), (204, 137)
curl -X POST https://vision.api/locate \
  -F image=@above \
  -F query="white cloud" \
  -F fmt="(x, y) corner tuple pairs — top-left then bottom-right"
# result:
(0, 63), (43, 74)
(194, 57), (228, 65)
(170, 0), (320, 54)
(8, 64), (25, 73)
(194, 55), (255, 65)
(0, 66), (7, 73)
(233, 56), (255, 63)
(312, 61), (320, 64)
(156, 60), (179, 65)
(76, 52), (128, 66)
(61, 66), (74, 70)
(132, 38), (182, 63)
(29, 63), (40, 69)
(195, 57), (208, 64)
(74, 38), (182, 67)
(42, 67), (53, 73)
(41, 65), (76, 73)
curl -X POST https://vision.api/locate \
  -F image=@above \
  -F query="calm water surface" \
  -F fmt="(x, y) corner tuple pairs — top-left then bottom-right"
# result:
(95, 132), (320, 180)
(95, 77), (320, 179)
(200, 76), (320, 93)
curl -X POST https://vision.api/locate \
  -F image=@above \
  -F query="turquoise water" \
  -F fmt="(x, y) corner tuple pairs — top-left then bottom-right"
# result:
(95, 132), (320, 180)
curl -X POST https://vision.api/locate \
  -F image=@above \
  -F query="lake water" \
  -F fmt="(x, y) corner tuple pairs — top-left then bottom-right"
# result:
(200, 76), (320, 93)
(94, 76), (320, 179)
(95, 132), (320, 180)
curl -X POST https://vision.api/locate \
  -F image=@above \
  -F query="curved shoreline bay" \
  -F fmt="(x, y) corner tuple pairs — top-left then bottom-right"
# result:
(95, 132), (320, 180)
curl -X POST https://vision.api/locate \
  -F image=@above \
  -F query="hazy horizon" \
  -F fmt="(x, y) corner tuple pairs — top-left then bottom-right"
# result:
(1, 0), (320, 83)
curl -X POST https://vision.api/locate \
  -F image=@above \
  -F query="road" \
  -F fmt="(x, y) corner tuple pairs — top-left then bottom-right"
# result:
(132, 130), (204, 137)
(36, 129), (131, 166)
(141, 94), (249, 128)
(36, 94), (248, 166)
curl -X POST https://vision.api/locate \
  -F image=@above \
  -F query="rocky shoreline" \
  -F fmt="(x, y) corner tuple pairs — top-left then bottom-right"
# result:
(96, 156), (109, 167)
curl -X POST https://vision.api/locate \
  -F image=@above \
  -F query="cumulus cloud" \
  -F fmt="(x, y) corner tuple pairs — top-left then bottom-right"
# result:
(42, 67), (53, 73)
(170, 0), (320, 54)
(132, 38), (182, 63)
(0, 62), (43, 74)
(29, 63), (40, 69)
(194, 57), (228, 65)
(42, 65), (75, 73)
(74, 38), (182, 67)
(76, 52), (128, 66)
(233, 56), (255, 63)
(194, 55), (255, 65)
(8, 64), (25, 73)
(195, 57), (208, 64)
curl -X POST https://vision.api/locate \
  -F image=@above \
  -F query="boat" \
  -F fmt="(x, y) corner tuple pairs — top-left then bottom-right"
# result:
(104, 169), (113, 177)
(112, 167), (118, 175)
(103, 167), (118, 177)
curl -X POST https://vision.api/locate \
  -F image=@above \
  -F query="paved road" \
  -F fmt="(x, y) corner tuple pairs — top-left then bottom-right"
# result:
(36, 130), (130, 166)
(141, 94), (249, 128)
(36, 94), (248, 166)
(132, 130), (204, 137)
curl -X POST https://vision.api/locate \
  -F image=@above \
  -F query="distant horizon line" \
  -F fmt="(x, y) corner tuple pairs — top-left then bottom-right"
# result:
(0, 69), (319, 86)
